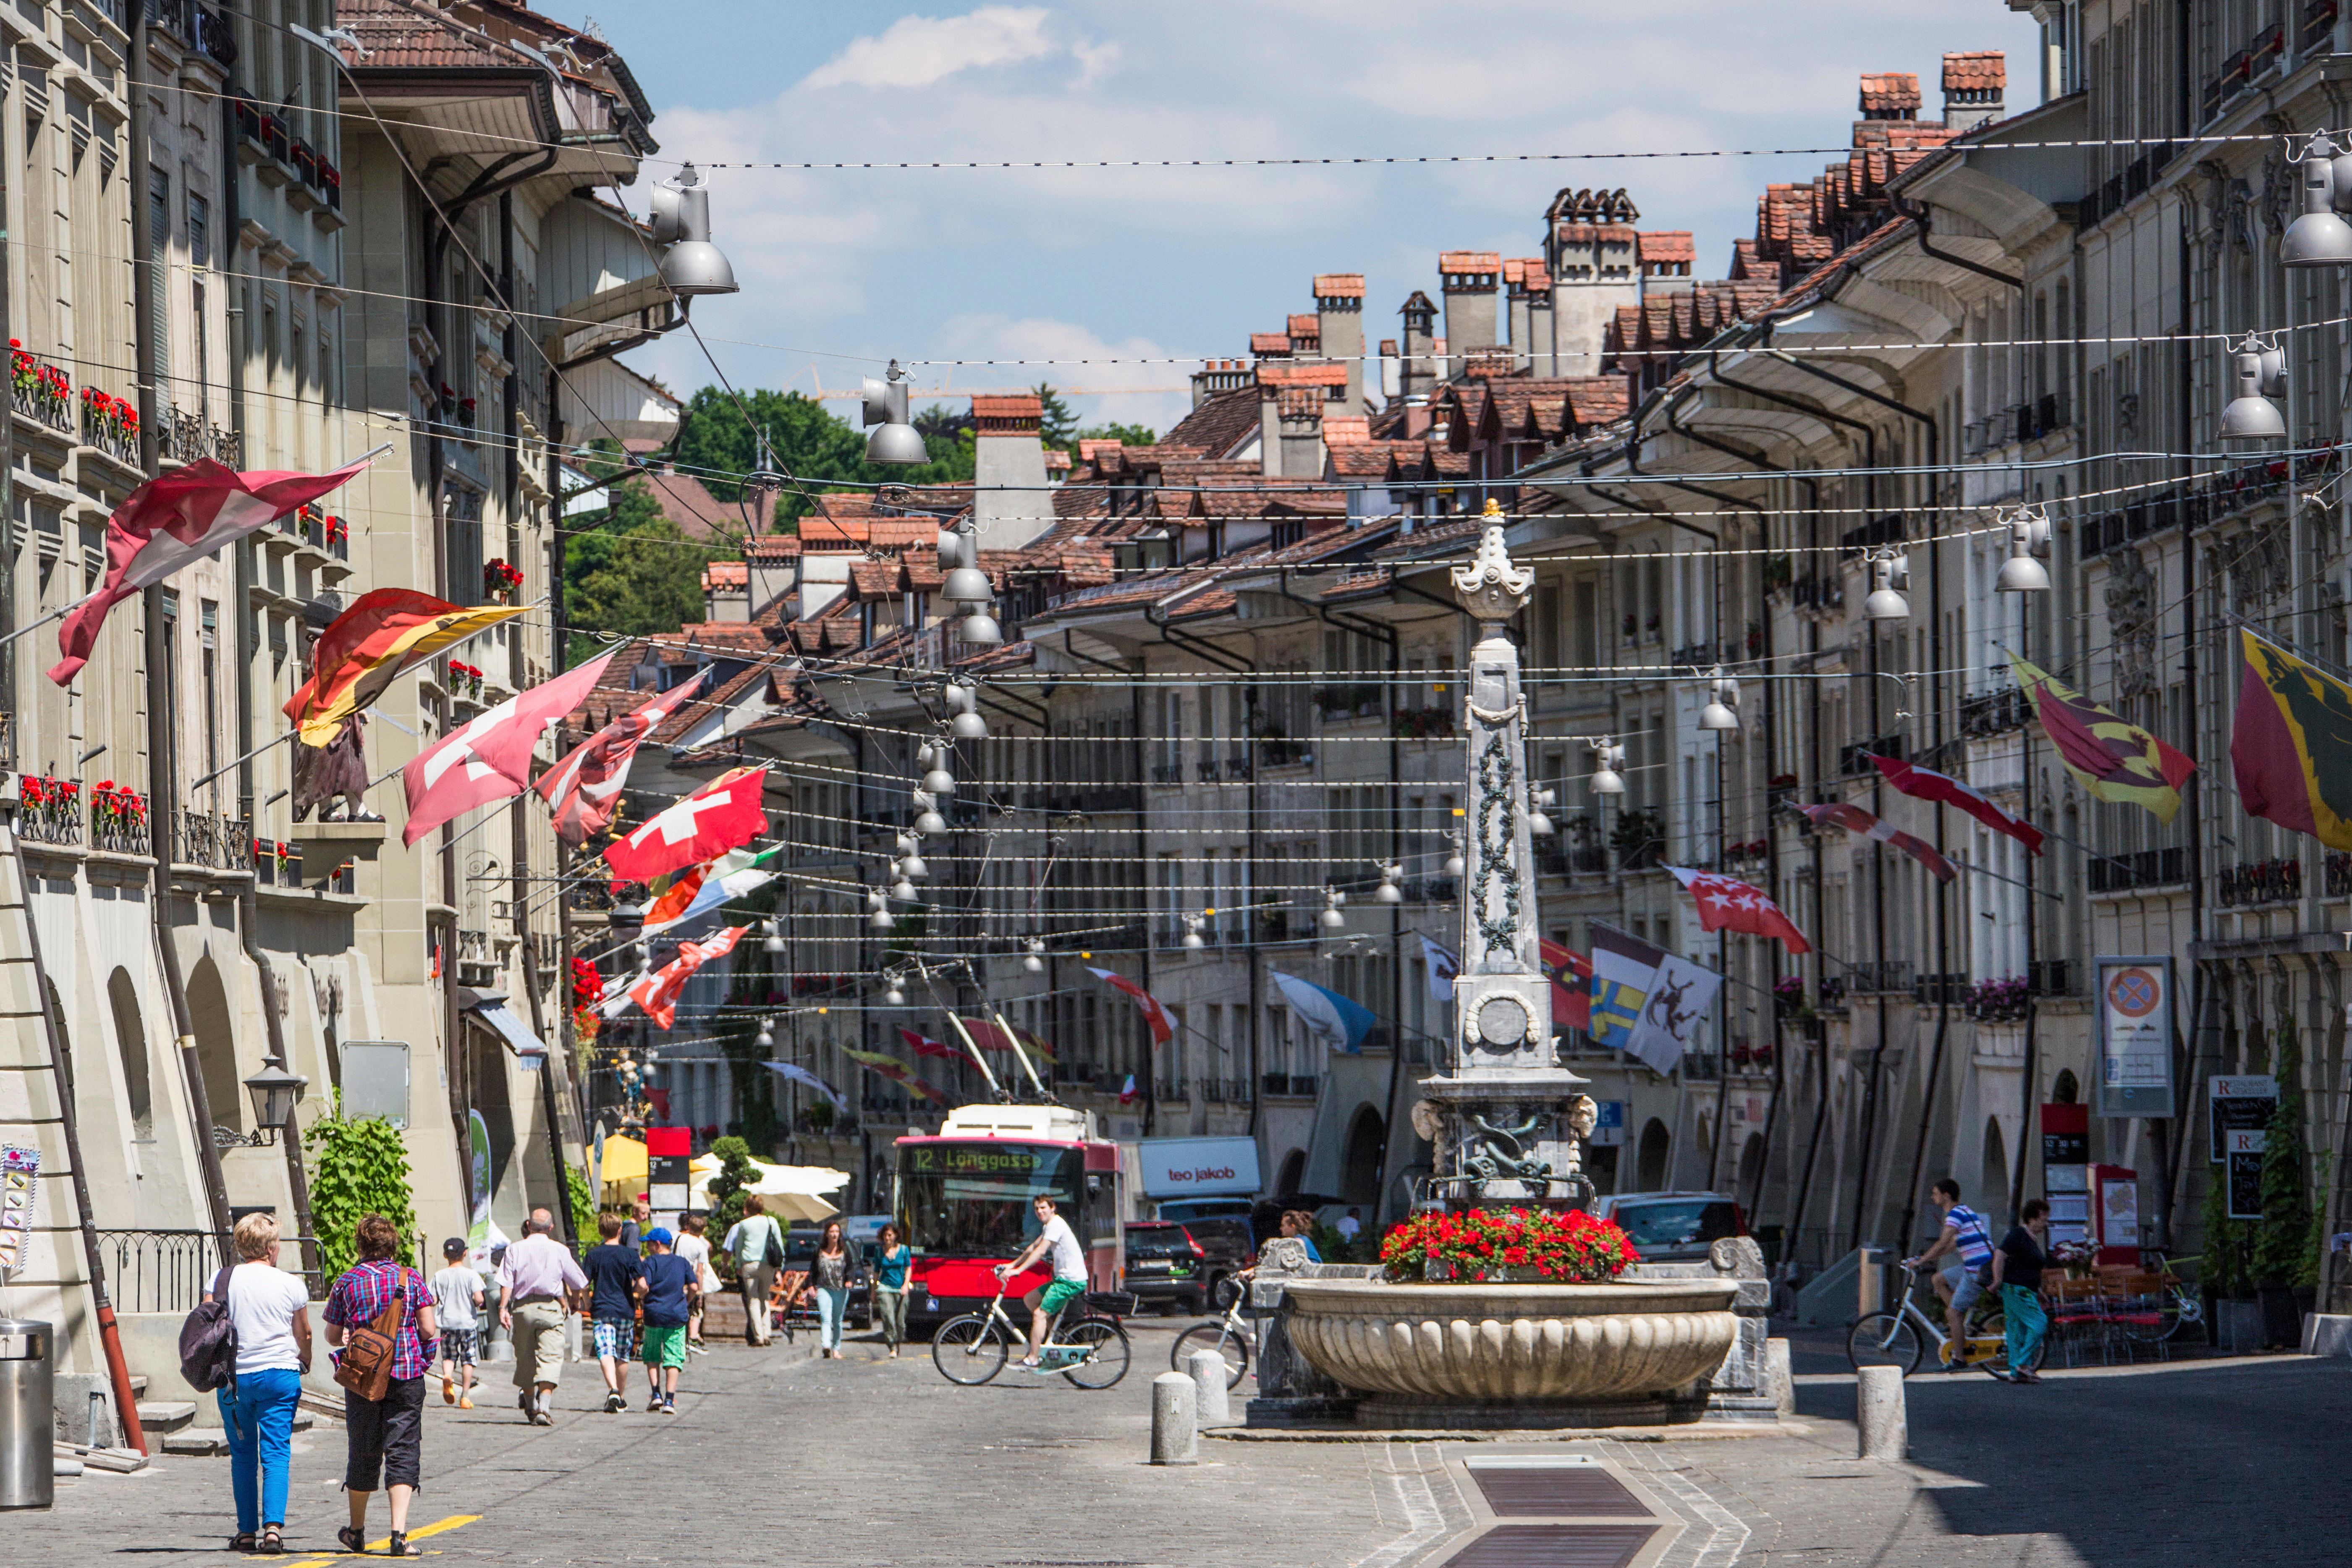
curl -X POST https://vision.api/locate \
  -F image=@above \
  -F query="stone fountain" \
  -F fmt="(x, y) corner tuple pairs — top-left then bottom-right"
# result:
(1259, 502), (1749, 1428)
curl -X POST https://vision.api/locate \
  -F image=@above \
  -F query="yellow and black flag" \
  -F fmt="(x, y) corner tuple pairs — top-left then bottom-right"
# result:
(2007, 653), (2196, 825)
(2233, 630), (2352, 851)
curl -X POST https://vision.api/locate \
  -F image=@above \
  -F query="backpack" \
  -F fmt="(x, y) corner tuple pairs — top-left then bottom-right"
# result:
(179, 1268), (238, 1393)
(333, 1266), (412, 1404)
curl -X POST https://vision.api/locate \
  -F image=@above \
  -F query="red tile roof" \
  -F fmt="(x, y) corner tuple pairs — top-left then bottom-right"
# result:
(1288, 313), (1320, 337)
(1158, 384), (1264, 461)
(1257, 361), (1349, 389)
(1323, 415), (1371, 445)
(1249, 332), (1293, 357)
(1312, 273), (1365, 298)
(702, 561), (747, 590)
(1859, 72), (1922, 115)
(623, 469), (772, 541)
(1942, 51), (2004, 93)
(1438, 251), (1502, 273)
(1637, 231), (1695, 264)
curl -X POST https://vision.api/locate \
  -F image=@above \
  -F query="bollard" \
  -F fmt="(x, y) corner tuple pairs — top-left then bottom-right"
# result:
(1855, 1364), (1906, 1461)
(0, 1317), (54, 1511)
(1149, 1371), (1197, 1466)
(1765, 1337), (1795, 1417)
(1185, 1348), (1231, 1427)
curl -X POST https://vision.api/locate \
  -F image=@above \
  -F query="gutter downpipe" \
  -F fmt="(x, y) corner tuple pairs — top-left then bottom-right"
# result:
(1887, 192), (2027, 291)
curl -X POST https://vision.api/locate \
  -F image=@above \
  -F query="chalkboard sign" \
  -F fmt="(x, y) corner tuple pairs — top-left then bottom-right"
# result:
(2209, 1076), (2277, 1164)
(2225, 1129), (2267, 1220)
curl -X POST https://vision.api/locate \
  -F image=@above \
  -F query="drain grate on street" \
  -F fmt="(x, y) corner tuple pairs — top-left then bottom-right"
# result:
(1441, 1524), (1658, 1568)
(1463, 1458), (1648, 1518)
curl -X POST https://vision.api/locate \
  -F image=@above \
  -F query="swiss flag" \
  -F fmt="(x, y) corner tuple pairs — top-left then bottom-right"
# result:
(1664, 866), (1812, 955)
(602, 767), (770, 886)
(1869, 754), (2043, 854)
(401, 654), (616, 846)
(537, 669), (710, 846)
(1087, 966), (1173, 1046)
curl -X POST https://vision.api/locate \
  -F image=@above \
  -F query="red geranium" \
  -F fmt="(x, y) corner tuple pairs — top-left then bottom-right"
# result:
(1380, 1206), (1639, 1285)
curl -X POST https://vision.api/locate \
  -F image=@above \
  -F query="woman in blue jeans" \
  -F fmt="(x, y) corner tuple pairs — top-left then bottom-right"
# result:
(208, 1212), (313, 1552)
(808, 1220), (859, 1359)
(1991, 1198), (2052, 1384)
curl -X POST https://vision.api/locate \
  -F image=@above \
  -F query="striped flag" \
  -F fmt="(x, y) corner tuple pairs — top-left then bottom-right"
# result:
(1868, 754), (2043, 854)
(1794, 801), (1956, 882)
(897, 1026), (956, 1060)
(621, 925), (748, 1029)
(846, 1048), (948, 1103)
(285, 589), (527, 746)
(50, 455), (375, 684)
(537, 668), (710, 845)
(1537, 939), (1592, 1031)
(1087, 966), (1174, 1046)
(640, 846), (778, 936)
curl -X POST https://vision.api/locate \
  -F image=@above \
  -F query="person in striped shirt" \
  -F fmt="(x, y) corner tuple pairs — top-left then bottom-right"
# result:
(1908, 1178), (1995, 1368)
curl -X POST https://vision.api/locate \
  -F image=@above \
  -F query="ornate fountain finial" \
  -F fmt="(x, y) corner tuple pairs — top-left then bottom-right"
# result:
(1451, 498), (1532, 627)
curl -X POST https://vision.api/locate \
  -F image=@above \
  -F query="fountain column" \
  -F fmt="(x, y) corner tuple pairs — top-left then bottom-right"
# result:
(1412, 500), (1595, 1207)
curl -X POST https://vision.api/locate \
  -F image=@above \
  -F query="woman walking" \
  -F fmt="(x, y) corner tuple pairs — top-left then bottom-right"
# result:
(871, 1222), (911, 1359)
(809, 1220), (858, 1359)
(322, 1215), (438, 1557)
(209, 1212), (311, 1554)
(1991, 1198), (2051, 1384)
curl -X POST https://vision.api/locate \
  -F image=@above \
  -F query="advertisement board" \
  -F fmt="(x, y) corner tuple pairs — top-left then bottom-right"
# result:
(2225, 1129), (2267, 1219)
(2208, 1076), (2277, 1164)
(2094, 957), (2174, 1117)
(1136, 1136), (1261, 1198)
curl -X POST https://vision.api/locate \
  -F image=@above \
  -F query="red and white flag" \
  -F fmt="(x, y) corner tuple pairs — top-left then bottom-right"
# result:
(898, 1026), (957, 1060)
(602, 767), (770, 886)
(401, 654), (617, 846)
(623, 925), (750, 1030)
(1117, 1074), (1138, 1106)
(1794, 801), (1957, 883)
(1869, 754), (2043, 854)
(1664, 866), (1812, 955)
(537, 669), (710, 846)
(50, 455), (374, 684)
(1087, 966), (1174, 1045)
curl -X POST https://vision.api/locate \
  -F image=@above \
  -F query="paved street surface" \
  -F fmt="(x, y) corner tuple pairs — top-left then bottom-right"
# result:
(18, 1318), (2348, 1566)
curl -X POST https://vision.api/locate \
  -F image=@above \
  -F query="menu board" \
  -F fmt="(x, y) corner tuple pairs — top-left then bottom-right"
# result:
(0, 1144), (39, 1278)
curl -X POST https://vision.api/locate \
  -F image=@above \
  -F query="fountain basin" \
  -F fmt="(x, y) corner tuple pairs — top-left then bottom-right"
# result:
(1280, 1276), (1740, 1427)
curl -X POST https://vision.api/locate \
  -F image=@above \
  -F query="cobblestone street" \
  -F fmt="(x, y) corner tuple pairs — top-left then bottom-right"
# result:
(17, 1318), (2348, 1567)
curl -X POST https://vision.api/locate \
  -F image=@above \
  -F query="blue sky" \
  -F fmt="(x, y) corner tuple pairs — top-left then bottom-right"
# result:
(545, 2), (2046, 434)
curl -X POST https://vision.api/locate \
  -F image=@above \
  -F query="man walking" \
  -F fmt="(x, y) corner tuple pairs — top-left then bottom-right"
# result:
(497, 1208), (587, 1426)
(635, 1228), (698, 1412)
(1906, 1178), (1995, 1369)
(721, 1195), (782, 1346)
(993, 1194), (1087, 1372)
(581, 1212), (644, 1414)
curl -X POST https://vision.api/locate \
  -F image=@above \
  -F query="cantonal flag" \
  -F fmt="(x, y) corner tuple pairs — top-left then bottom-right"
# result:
(50, 455), (376, 684)
(2233, 629), (2352, 850)
(622, 924), (749, 1030)
(1087, 966), (1175, 1046)
(1537, 939), (1592, 1032)
(2008, 653), (2195, 825)
(285, 589), (527, 746)
(639, 846), (778, 937)
(400, 654), (617, 846)
(846, 1047), (948, 1104)
(897, 1026), (957, 1060)
(537, 668), (711, 846)
(1015, 1026), (1058, 1065)
(1665, 866), (1812, 955)
(1794, 800), (1957, 883)
(601, 767), (770, 887)
(1868, 753), (2043, 855)
(956, 1018), (1061, 1065)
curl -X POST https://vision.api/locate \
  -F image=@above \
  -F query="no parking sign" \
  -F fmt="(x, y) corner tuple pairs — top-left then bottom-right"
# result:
(2095, 956), (2174, 1117)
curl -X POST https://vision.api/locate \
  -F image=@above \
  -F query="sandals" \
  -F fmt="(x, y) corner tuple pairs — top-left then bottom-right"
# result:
(258, 1528), (285, 1555)
(386, 1532), (422, 1557)
(337, 1526), (367, 1553)
(229, 1534), (257, 1553)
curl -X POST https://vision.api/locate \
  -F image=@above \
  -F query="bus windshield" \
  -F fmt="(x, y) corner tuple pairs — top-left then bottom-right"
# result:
(899, 1141), (1084, 1257)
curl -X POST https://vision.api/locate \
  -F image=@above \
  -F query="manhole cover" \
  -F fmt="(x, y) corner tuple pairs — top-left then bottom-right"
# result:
(1444, 1524), (1658, 1567)
(1464, 1461), (1647, 1518)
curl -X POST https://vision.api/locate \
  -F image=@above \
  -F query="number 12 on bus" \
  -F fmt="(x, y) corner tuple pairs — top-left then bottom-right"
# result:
(894, 1104), (1124, 1330)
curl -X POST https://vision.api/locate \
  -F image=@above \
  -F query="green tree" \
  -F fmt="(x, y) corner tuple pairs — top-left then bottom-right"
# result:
(1072, 419), (1158, 450)
(670, 386), (975, 528)
(705, 1134), (760, 1240)
(305, 1095), (419, 1285)
(562, 481), (723, 666)
(1034, 382), (1079, 448)
(2254, 1021), (2318, 1286)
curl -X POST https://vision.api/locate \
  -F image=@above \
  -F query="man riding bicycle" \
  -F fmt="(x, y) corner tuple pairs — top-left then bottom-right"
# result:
(995, 1194), (1087, 1373)
(1906, 1177), (1994, 1369)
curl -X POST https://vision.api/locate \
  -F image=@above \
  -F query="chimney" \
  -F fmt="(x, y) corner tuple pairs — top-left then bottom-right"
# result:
(1398, 291), (1438, 403)
(1503, 261), (1530, 372)
(1276, 386), (1324, 479)
(1314, 272), (1366, 409)
(1525, 267), (1555, 377)
(1438, 251), (1501, 378)
(1940, 51), (2005, 132)
(971, 392), (1048, 552)
(1190, 356), (1250, 408)
(1857, 71), (1922, 121)
(1377, 338), (1400, 402)
(1545, 188), (1641, 377)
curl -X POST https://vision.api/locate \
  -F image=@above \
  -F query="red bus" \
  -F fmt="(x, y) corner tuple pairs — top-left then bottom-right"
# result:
(894, 1103), (1124, 1330)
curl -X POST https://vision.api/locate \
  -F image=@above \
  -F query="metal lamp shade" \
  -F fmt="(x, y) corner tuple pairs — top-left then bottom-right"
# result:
(659, 239), (738, 295)
(958, 612), (1003, 646)
(1588, 766), (1625, 796)
(943, 567), (993, 604)
(915, 809), (948, 835)
(900, 855), (929, 880)
(2218, 394), (2285, 439)
(891, 877), (918, 902)
(244, 1060), (308, 1128)
(1320, 906), (1346, 929)
(885, 987), (906, 1007)
(1996, 552), (2051, 592)
(1181, 930), (1204, 949)
(922, 769), (956, 797)
(870, 908), (895, 930)
(1024, 953), (1044, 973)
(2283, 210), (2352, 266)
(950, 709), (989, 740)
(1527, 810), (1556, 836)
(1699, 700), (1738, 731)
(865, 422), (930, 465)
(1864, 585), (1910, 621)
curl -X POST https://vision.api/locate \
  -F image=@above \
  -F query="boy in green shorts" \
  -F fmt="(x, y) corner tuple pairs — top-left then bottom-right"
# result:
(634, 1228), (699, 1412)
(993, 1194), (1089, 1372)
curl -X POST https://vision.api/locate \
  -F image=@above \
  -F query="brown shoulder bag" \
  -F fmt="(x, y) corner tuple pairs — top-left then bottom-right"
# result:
(334, 1267), (409, 1403)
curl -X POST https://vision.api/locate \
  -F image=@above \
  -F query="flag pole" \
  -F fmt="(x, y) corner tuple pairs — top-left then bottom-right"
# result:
(0, 596), (89, 650)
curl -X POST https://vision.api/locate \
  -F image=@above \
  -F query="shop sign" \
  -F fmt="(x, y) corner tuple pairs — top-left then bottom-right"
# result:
(2225, 1129), (2267, 1220)
(2208, 1076), (2277, 1163)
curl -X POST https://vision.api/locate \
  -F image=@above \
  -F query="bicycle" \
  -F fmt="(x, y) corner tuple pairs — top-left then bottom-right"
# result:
(2129, 1251), (2204, 1343)
(1170, 1274), (1252, 1390)
(931, 1283), (1133, 1389)
(1847, 1261), (2039, 1377)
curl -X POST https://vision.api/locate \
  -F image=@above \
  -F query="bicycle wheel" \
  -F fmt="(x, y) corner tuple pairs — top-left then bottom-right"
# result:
(2116, 1289), (2180, 1345)
(1171, 1322), (1250, 1390)
(1058, 1318), (1132, 1389)
(931, 1314), (1009, 1385)
(2164, 1287), (2204, 1341)
(1846, 1312), (1923, 1375)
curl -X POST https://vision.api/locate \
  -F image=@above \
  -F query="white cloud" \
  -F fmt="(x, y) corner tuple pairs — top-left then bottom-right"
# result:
(801, 6), (1058, 91)
(928, 313), (1192, 435)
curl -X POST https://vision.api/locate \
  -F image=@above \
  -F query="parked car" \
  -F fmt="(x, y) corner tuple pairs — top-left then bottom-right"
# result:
(1589, 1192), (1748, 1263)
(1175, 1215), (1256, 1301)
(1156, 1196), (1254, 1226)
(1124, 1221), (1211, 1314)
(783, 1223), (872, 1329)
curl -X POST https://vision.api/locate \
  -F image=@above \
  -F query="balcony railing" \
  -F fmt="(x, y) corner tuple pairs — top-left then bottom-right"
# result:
(1960, 686), (2030, 739)
(1848, 960), (1913, 994)
(80, 398), (138, 464)
(155, 1), (239, 68)
(18, 777), (82, 846)
(1791, 574), (1844, 614)
(2088, 846), (2187, 893)
(2216, 857), (2300, 907)
(1261, 1071), (1319, 1097)
(1197, 1076), (1252, 1105)
(12, 357), (72, 434)
(163, 404), (242, 467)
(173, 809), (251, 871)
